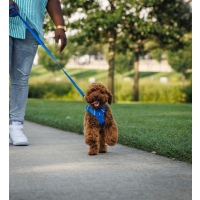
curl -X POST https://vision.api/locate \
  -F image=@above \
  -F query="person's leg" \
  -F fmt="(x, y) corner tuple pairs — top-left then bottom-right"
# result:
(9, 30), (38, 145)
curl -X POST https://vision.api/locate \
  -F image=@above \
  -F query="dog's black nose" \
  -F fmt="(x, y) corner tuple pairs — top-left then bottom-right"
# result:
(94, 95), (98, 99)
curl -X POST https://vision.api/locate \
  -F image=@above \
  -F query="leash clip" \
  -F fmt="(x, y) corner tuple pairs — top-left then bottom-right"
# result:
(9, 5), (19, 17)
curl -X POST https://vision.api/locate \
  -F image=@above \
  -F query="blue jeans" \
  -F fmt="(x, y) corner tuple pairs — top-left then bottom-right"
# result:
(9, 30), (39, 124)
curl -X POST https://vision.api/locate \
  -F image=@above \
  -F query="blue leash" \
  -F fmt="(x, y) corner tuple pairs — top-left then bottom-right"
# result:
(9, 5), (85, 97)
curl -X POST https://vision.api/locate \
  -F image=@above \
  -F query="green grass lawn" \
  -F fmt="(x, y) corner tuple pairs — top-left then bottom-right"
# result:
(25, 99), (192, 163)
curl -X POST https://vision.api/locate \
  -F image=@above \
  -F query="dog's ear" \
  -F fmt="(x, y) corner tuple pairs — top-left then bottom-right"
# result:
(107, 90), (113, 104)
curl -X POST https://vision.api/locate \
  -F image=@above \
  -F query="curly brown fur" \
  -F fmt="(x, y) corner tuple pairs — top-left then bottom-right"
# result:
(83, 82), (118, 155)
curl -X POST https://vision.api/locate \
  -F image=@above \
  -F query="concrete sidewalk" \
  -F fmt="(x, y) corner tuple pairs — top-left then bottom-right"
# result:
(9, 121), (192, 200)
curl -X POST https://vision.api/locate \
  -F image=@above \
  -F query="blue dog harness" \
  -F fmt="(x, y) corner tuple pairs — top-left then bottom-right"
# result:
(86, 105), (106, 127)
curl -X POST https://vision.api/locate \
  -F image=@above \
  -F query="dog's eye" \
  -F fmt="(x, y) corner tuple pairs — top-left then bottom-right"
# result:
(100, 91), (104, 94)
(88, 89), (95, 95)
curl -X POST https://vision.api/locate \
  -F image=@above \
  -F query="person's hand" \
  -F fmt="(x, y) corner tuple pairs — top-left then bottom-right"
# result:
(46, 0), (67, 52)
(55, 29), (67, 53)
(9, 0), (19, 15)
(9, 0), (18, 9)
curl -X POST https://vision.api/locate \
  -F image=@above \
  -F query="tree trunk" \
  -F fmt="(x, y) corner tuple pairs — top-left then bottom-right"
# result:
(52, 70), (56, 78)
(181, 69), (186, 84)
(133, 53), (139, 101)
(107, 28), (116, 102)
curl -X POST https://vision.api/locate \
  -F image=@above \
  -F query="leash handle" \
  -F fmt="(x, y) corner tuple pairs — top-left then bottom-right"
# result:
(9, 5), (85, 97)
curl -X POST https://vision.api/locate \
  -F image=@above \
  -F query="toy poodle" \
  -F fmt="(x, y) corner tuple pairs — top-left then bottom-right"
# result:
(84, 82), (118, 155)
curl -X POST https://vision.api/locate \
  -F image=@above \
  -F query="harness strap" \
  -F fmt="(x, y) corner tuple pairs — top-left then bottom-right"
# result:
(86, 105), (106, 127)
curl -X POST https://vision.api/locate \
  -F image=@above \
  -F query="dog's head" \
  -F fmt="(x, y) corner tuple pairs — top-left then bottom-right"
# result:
(85, 82), (113, 109)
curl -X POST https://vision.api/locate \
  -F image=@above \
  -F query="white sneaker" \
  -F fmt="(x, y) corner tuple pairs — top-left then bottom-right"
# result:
(9, 122), (28, 146)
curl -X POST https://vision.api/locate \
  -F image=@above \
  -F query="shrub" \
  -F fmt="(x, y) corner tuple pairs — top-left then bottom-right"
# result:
(28, 78), (192, 103)
(28, 82), (72, 99)
(181, 84), (192, 103)
(114, 80), (190, 103)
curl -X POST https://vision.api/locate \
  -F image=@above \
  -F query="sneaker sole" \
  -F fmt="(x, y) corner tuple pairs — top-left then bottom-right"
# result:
(13, 142), (28, 146)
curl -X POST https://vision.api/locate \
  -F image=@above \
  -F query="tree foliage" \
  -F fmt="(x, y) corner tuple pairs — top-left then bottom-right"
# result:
(43, 0), (192, 101)
(167, 33), (192, 79)
(38, 44), (71, 76)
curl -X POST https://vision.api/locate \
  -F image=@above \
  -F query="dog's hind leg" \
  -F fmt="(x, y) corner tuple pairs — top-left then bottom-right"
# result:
(99, 130), (107, 153)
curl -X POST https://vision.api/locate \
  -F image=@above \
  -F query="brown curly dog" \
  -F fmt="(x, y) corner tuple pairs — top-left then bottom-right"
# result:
(84, 82), (118, 155)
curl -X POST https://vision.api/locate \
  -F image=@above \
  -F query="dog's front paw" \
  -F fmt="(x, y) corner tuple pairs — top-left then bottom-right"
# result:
(88, 146), (98, 155)
(99, 144), (107, 153)
(88, 151), (98, 155)
(106, 138), (118, 146)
